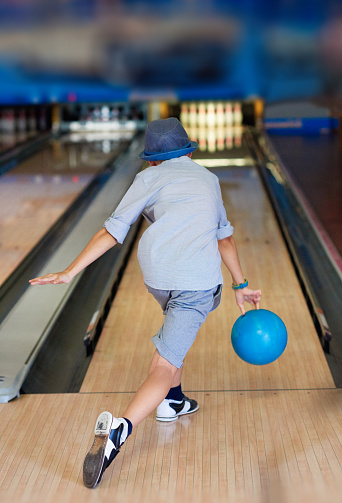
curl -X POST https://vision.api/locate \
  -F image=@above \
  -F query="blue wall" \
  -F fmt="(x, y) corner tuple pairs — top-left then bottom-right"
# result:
(0, 0), (340, 104)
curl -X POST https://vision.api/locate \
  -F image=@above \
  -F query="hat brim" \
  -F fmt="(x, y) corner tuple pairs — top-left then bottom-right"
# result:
(138, 140), (198, 161)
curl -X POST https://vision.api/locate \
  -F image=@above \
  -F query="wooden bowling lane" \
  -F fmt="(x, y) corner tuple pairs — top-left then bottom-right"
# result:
(0, 136), (123, 287)
(81, 165), (334, 394)
(2, 389), (342, 502)
(0, 142), (338, 503)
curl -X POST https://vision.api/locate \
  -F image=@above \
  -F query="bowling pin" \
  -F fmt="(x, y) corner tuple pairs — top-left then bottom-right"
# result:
(198, 127), (207, 151)
(188, 126), (198, 144)
(17, 109), (26, 132)
(3, 108), (15, 133)
(189, 103), (197, 127)
(225, 103), (233, 126)
(216, 102), (225, 126)
(28, 108), (37, 132)
(101, 106), (110, 122)
(198, 102), (206, 127)
(180, 104), (189, 125)
(207, 129), (216, 153)
(226, 126), (233, 149)
(207, 102), (216, 127)
(233, 103), (243, 125)
(93, 107), (101, 122)
(217, 127), (225, 151)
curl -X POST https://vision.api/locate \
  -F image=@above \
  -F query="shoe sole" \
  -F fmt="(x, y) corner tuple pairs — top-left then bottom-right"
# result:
(156, 404), (199, 422)
(83, 411), (113, 489)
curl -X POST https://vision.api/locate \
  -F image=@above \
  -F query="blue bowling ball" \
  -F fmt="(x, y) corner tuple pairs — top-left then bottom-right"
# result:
(231, 309), (287, 365)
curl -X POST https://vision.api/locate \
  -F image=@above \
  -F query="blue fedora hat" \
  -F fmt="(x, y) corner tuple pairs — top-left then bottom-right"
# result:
(139, 117), (198, 161)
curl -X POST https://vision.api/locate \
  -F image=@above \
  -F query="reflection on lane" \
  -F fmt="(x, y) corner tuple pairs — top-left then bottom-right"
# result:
(0, 133), (133, 286)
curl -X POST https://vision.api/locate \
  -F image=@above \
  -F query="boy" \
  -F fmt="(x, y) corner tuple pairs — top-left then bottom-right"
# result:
(29, 117), (261, 488)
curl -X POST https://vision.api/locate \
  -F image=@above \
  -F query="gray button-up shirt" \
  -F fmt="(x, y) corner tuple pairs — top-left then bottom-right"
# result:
(104, 156), (233, 290)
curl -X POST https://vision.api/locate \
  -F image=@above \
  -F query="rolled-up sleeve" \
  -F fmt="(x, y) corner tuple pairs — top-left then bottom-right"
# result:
(217, 218), (234, 240)
(216, 179), (234, 240)
(104, 174), (150, 244)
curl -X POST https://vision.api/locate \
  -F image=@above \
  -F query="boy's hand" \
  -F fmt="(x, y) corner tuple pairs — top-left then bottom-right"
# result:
(29, 271), (72, 286)
(235, 287), (262, 316)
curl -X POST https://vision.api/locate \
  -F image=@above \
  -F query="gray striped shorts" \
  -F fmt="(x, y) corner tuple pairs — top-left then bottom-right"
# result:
(146, 284), (222, 368)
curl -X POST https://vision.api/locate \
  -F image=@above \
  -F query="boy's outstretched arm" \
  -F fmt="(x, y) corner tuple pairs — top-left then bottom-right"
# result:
(29, 228), (117, 286)
(218, 235), (262, 315)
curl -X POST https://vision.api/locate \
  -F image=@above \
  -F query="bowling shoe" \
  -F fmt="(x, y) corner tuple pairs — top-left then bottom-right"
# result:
(83, 412), (129, 488)
(156, 396), (199, 422)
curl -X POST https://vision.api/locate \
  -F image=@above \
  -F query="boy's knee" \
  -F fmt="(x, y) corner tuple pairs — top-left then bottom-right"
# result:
(149, 350), (179, 377)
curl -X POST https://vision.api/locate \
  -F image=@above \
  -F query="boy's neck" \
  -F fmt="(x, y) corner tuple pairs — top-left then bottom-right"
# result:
(148, 152), (192, 167)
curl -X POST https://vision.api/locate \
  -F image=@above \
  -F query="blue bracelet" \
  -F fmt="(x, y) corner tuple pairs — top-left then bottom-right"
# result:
(232, 278), (248, 290)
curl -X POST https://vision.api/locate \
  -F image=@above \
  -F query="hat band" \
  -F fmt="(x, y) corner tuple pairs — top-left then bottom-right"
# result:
(144, 141), (191, 156)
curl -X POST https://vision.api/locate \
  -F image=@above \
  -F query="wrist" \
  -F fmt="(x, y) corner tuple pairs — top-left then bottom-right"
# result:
(232, 278), (248, 290)
(63, 268), (75, 280)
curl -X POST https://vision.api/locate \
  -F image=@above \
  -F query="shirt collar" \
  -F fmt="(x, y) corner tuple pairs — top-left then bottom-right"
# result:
(161, 156), (192, 165)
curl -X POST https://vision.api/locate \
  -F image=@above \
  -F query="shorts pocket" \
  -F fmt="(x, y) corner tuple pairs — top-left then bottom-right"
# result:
(211, 284), (222, 311)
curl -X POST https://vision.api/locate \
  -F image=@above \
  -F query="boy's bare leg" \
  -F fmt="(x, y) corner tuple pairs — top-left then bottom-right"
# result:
(123, 350), (180, 428)
(172, 366), (183, 388)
